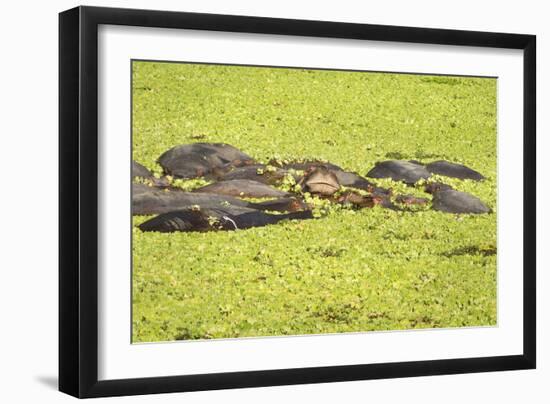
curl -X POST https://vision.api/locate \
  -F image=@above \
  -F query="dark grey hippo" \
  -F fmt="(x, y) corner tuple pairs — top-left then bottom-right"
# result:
(133, 184), (305, 215)
(132, 183), (251, 215)
(138, 206), (313, 233)
(367, 160), (431, 184)
(133, 161), (171, 187)
(192, 179), (291, 198)
(426, 160), (485, 181)
(300, 167), (340, 196)
(132, 161), (154, 179)
(158, 143), (255, 179)
(425, 183), (491, 214)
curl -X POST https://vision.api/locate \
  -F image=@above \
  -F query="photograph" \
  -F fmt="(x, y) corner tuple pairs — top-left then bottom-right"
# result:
(55, 4), (538, 398)
(131, 60), (497, 343)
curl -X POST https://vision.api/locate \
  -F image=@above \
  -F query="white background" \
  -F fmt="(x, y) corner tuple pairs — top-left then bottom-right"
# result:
(0, 0), (546, 403)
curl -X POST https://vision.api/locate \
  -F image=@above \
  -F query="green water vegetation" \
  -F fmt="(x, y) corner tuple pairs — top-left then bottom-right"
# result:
(132, 61), (497, 342)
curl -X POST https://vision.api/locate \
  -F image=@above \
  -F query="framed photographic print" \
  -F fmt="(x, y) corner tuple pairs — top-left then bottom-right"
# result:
(59, 6), (536, 398)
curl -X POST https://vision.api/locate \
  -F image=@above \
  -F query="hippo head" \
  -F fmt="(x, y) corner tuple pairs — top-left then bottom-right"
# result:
(302, 167), (340, 196)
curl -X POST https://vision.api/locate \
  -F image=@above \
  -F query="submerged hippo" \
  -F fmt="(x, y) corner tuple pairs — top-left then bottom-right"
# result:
(158, 143), (255, 179)
(133, 161), (154, 179)
(132, 183), (251, 215)
(426, 160), (485, 181)
(425, 183), (491, 214)
(193, 179), (291, 198)
(132, 161), (170, 187)
(138, 206), (314, 233)
(133, 184), (305, 215)
(367, 160), (431, 184)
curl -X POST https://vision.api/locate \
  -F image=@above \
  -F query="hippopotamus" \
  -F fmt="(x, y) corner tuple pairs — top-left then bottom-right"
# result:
(281, 161), (379, 192)
(133, 184), (306, 215)
(133, 161), (154, 179)
(157, 143), (255, 179)
(425, 182), (491, 214)
(132, 183), (251, 215)
(192, 179), (291, 198)
(300, 167), (340, 196)
(425, 160), (485, 181)
(367, 160), (431, 184)
(132, 161), (170, 187)
(138, 206), (314, 233)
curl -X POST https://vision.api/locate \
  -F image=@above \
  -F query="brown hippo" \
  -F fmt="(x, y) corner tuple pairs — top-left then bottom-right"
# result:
(281, 160), (380, 192)
(300, 167), (340, 196)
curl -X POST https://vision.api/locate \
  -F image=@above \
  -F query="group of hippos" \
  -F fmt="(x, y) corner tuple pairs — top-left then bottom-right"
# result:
(133, 142), (491, 233)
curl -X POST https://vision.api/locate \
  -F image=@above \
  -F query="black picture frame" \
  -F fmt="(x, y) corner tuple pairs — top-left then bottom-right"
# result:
(59, 5), (536, 398)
